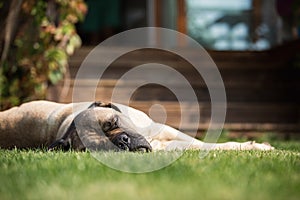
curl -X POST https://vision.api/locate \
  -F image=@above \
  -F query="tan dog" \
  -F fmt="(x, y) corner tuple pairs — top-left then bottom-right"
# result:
(0, 101), (274, 151)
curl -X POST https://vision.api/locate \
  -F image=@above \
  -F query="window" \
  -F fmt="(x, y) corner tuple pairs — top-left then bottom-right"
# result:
(186, 0), (274, 50)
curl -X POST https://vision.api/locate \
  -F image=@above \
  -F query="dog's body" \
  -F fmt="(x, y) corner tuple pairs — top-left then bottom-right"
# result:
(0, 101), (89, 149)
(0, 101), (274, 151)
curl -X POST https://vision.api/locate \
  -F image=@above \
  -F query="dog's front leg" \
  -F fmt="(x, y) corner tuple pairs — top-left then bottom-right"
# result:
(147, 123), (204, 150)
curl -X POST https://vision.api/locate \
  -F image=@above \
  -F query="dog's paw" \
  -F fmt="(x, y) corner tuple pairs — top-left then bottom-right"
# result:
(244, 141), (275, 150)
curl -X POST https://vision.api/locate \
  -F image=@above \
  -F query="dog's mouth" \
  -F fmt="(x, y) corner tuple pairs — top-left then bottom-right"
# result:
(112, 133), (152, 152)
(117, 142), (151, 152)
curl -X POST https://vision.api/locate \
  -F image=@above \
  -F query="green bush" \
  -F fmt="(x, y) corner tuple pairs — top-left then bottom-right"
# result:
(0, 0), (87, 110)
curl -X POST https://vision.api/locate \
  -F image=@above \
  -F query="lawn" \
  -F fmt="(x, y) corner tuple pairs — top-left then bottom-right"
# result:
(0, 141), (299, 200)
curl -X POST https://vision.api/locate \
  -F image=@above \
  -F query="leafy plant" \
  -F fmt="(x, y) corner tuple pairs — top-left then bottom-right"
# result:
(0, 0), (87, 110)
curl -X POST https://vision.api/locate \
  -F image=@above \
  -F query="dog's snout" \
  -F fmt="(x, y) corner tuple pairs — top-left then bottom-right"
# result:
(111, 132), (152, 152)
(135, 135), (152, 152)
(112, 133), (130, 151)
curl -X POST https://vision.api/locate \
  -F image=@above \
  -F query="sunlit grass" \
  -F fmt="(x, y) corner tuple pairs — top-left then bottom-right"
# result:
(0, 141), (299, 200)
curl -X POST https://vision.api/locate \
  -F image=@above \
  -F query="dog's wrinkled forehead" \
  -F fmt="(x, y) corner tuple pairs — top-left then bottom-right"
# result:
(72, 107), (117, 128)
(93, 107), (117, 121)
(91, 107), (136, 130)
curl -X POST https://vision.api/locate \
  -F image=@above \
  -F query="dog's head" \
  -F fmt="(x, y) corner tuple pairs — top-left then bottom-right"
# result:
(48, 102), (152, 152)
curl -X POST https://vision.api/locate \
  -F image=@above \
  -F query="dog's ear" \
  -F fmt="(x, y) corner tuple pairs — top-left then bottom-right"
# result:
(89, 101), (121, 112)
(48, 121), (77, 151)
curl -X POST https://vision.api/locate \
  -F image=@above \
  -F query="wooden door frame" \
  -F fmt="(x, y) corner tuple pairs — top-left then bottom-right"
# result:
(154, 0), (186, 34)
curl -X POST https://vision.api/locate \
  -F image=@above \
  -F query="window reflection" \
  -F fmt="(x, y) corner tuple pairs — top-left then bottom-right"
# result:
(186, 0), (274, 51)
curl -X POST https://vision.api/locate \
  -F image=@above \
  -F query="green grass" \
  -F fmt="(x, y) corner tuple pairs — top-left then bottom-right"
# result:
(0, 141), (299, 200)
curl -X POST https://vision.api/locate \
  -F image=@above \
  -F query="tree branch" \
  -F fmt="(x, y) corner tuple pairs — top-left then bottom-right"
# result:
(0, 0), (23, 65)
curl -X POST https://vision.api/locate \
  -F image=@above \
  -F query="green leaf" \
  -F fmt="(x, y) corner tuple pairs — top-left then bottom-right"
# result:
(70, 35), (81, 48)
(66, 35), (81, 55)
(44, 48), (68, 67)
(48, 70), (63, 85)
(62, 23), (75, 35)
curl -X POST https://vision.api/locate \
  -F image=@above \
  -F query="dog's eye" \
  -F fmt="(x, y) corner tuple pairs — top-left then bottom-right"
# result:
(103, 122), (112, 131)
(102, 118), (118, 132)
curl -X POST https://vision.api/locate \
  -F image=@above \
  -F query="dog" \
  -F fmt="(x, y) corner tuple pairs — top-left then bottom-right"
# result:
(0, 100), (274, 151)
